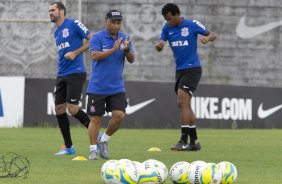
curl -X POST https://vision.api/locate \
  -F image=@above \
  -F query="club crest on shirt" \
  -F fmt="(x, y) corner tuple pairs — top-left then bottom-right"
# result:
(181, 27), (189, 37)
(62, 28), (69, 38)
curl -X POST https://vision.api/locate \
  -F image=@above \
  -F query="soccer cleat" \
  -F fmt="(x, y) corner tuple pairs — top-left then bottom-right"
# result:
(170, 140), (188, 151)
(98, 141), (109, 159)
(184, 141), (201, 151)
(88, 150), (98, 160)
(54, 145), (76, 156)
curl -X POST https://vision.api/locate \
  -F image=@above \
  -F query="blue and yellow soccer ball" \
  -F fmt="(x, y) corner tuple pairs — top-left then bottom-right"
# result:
(143, 159), (168, 183)
(101, 160), (119, 184)
(115, 162), (139, 184)
(136, 162), (162, 184)
(217, 161), (238, 184)
(200, 163), (222, 184)
(169, 161), (190, 184)
(188, 161), (207, 184)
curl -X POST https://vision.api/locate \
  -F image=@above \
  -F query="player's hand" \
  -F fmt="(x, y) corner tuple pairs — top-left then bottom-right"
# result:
(155, 40), (165, 52)
(199, 36), (209, 44)
(123, 36), (131, 52)
(113, 38), (122, 51)
(64, 52), (77, 60)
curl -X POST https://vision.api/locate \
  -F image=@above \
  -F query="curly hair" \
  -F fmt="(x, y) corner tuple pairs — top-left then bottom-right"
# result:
(161, 3), (180, 16)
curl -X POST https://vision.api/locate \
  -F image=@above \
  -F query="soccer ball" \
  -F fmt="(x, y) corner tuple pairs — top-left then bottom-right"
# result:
(217, 161), (237, 184)
(169, 161), (190, 184)
(136, 162), (162, 184)
(115, 162), (139, 184)
(188, 160), (207, 184)
(200, 163), (222, 184)
(101, 160), (119, 184)
(143, 159), (168, 183)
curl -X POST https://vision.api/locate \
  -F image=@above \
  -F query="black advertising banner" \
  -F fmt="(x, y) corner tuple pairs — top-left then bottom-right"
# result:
(24, 79), (282, 128)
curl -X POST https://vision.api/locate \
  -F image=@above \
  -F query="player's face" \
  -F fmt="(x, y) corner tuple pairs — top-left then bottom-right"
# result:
(49, 4), (62, 23)
(163, 12), (180, 27)
(106, 19), (122, 36)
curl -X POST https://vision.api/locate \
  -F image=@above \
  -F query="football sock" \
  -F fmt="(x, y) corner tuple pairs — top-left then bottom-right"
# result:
(73, 109), (90, 128)
(100, 133), (111, 142)
(188, 125), (198, 145)
(180, 125), (189, 144)
(90, 145), (97, 151)
(56, 113), (72, 148)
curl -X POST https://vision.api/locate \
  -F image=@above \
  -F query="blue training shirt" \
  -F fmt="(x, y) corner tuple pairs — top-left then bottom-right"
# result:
(54, 18), (90, 76)
(160, 18), (208, 70)
(87, 29), (134, 95)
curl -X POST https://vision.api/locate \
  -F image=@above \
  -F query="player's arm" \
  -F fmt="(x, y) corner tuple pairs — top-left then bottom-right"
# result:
(64, 33), (93, 60)
(123, 36), (135, 63)
(155, 40), (165, 52)
(91, 38), (122, 61)
(199, 31), (217, 44)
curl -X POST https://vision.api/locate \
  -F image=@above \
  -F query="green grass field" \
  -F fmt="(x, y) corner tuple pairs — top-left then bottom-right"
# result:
(0, 128), (281, 184)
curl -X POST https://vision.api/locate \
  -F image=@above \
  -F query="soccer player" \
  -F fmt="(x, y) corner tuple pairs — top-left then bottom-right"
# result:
(49, 2), (92, 155)
(86, 10), (135, 160)
(156, 3), (217, 151)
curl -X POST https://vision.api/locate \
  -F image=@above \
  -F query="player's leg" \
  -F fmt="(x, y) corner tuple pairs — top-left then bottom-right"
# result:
(179, 68), (202, 151)
(86, 94), (106, 160)
(98, 92), (127, 159)
(54, 77), (75, 155)
(66, 73), (90, 128)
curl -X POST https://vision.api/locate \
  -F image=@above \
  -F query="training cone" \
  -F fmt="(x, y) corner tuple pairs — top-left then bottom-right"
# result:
(147, 147), (162, 152)
(72, 156), (88, 161)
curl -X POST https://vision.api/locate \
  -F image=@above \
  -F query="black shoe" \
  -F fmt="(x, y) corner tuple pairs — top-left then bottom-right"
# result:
(170, 140), (188, 151)
(184, 141), (201, 151)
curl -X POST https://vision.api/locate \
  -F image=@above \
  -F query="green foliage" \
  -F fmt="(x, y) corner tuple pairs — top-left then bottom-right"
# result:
(0, 128), (281, 184)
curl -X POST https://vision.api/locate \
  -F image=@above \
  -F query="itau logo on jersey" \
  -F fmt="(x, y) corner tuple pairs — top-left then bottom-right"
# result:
(0, 89), (3, 117)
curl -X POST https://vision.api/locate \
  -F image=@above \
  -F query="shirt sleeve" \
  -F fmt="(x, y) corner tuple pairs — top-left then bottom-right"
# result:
(73, 19), (90, 39)
(89, 34), (101, 52)
(159, 23), (168, 41)
(192, 20), (209, 35)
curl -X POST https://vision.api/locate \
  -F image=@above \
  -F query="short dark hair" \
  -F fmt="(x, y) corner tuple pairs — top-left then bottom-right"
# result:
(51, 2), (66, 16)
(161, 3), (180, 16)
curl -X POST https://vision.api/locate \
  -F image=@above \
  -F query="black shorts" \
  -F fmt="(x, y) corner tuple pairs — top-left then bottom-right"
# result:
(175, 67), (202, 95)
(87, 92), (127, 116)
(54, 73), (86, 105)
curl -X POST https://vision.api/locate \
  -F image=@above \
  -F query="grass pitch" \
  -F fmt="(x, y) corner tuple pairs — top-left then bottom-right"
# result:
(0, 128), (281, 184)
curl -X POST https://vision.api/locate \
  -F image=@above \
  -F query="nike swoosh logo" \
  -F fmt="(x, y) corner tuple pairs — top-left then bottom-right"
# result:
(182, 145), (189, 149)
(70, 99), (77, 102)
(236, 15), (282, 39)
(126, 98), (156, 114)
(257, 103), (282, 119)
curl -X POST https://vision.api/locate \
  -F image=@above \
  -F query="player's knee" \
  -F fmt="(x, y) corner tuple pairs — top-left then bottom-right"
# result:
(112, 111), (125, 122)
(67, 105), (79, 115)
(55, 105), (67, 114)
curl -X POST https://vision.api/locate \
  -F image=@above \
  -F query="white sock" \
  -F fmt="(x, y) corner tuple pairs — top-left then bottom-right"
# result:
(90, 145), (97, 152)
(100, 133), (110, 142)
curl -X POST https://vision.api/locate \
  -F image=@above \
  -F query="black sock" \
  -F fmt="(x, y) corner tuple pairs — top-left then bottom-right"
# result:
(180, 126), (189, 144)
(56, 113), (72, 148)
(188, 126), (198, 145)
(73, 109), (90, 128)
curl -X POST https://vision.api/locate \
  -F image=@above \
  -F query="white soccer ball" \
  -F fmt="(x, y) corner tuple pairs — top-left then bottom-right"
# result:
(115, 162), (139, 184)
(199, 163), (222, 184)
(136, 162), (162, 184)
(101, 160), (119, 184)
(169, 161), (190, 184)
(217, 161), (237, 184)
(143, 159), (168, 183)
(188, 160), (207, 184)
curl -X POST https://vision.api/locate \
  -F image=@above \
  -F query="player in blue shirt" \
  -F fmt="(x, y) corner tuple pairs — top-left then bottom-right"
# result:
(86, 10), (135, 160)
(49, 2), (92, 155)
(156, 3), (217, 151)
